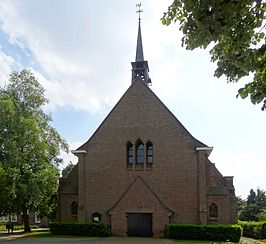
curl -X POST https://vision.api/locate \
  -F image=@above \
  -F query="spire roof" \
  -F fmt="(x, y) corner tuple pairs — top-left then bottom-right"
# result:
(135, 20), (144, 62)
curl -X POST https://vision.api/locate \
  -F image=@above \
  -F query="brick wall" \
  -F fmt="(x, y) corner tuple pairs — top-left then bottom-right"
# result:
(58, 79), (237, 235)
(109, 176), (171, 237)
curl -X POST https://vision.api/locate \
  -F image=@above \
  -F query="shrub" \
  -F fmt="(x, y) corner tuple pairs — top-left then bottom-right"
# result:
(239, 221), (266, 239)
(13, 225), (24, 230)
(49, 222), (111, 237)
(164, 224), (242, 243)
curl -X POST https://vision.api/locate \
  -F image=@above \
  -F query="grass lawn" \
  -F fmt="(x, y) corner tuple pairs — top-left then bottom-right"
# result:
(28, 230), (52, 237)
(0, 224), (39, 231)
(28, 229), (99, 238)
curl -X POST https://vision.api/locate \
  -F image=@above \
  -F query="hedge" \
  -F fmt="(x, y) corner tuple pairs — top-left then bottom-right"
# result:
(49, 222), (112, 237)
(239, 221), (266, 239)
(164, 224), (242, 242)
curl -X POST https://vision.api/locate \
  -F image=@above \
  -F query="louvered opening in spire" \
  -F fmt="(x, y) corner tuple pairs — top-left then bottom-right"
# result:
(131, 3), (151, 86)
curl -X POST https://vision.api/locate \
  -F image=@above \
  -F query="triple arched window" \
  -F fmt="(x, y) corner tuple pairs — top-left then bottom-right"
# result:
(126, 140), (153, 168)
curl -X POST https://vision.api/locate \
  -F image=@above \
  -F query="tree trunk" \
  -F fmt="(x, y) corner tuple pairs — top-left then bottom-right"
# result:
(22, 210), (31, 233)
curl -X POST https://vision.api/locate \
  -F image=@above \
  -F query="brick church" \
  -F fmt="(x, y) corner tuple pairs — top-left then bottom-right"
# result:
(56, 13), (237, 237)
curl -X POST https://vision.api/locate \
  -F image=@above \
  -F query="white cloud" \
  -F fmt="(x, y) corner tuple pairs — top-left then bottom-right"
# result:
(0, 0), (185, 114)
(0, 0), (126, 113)
(32, 69), (102, 113)
(59, 141), (82, 171)
(0, 0), (265, 199)
(152, 58), (187, 100)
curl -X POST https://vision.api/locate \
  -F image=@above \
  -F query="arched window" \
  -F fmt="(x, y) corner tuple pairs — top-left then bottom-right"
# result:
(71, 201), (78, 216)
(127, 142), (133, 164)
(209, 203), (218, 218)
(136, 140), (144, 164)
(92, 212), (101, 223)
(146, 142), (153, 164)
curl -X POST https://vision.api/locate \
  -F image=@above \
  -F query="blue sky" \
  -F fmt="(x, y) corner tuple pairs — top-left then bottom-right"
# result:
(0, 0), (265, 199)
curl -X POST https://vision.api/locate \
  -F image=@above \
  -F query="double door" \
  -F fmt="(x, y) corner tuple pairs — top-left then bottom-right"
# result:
(127, 213), (152, 237)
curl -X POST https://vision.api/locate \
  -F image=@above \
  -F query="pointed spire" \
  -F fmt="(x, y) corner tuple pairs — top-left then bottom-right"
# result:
(135, 18), (144, 62)
(131, 3), (151, 86)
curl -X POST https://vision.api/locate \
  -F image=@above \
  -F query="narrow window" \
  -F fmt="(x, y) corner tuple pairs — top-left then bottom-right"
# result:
(71, 201), (78, 216)
(127, 142), (133, 164)
(209, 203), (218, 218)
(146, 142), (153, 164)
(136, 141), (144, 164)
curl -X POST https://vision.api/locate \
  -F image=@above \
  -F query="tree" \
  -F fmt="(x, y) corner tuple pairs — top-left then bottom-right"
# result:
(239, 188), (266, 221)
(0, 70), (68, 232)
(162, 0), (266, 110)
(258, 209), (266, 221)
(61, 161), (75, 178)
(236, 195), (246, 219)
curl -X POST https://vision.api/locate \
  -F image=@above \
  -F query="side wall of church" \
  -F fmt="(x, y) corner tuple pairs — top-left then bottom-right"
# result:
(57, 166), (78, 222)
(206, 161), (237, 224)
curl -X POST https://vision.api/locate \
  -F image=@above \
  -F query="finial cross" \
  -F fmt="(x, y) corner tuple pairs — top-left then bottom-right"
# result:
(136, 3), (143, 21)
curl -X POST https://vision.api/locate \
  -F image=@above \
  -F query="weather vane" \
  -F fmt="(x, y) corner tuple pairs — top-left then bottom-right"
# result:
(136, 3), (143, 21)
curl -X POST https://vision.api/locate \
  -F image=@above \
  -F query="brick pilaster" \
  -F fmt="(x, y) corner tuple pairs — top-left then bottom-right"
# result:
(197, 150), (207, 224)
(78, 153), (86, 222)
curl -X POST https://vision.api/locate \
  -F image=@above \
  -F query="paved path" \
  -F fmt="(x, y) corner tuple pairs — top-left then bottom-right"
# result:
(0, 236), (176, 244)
(241, 237), (266, 244)
(0, 231), (265, 244)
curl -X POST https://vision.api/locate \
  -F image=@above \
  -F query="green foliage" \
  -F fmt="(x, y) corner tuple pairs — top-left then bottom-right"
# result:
(162, 0), (266, 110)
(164, 224), (242, 242)
(0, 70), (68, 231)
(49, 222), (112, 237)
(239, 221), (266, 239)
(239, 188), (266, 222)
(258, 209), (266, 221)
(0, 223), (39, 231)
(61, 161), (75, 178)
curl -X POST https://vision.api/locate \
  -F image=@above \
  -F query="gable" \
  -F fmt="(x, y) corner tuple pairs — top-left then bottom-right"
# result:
(206, 160), (225, 186)
(108, 175), (173, 215)
(59, 164), (78, 194)
(77, 79), (206, 151)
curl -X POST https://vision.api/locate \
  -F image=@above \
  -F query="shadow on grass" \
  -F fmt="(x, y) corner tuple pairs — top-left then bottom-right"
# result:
(28, 230), (52, 237)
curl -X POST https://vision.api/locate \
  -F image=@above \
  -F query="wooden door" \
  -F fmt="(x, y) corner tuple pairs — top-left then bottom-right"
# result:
(127, 213), (152, 237)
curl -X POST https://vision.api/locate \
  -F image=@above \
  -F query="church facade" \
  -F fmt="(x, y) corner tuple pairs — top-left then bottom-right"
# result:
(56, 16), (237, 237)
